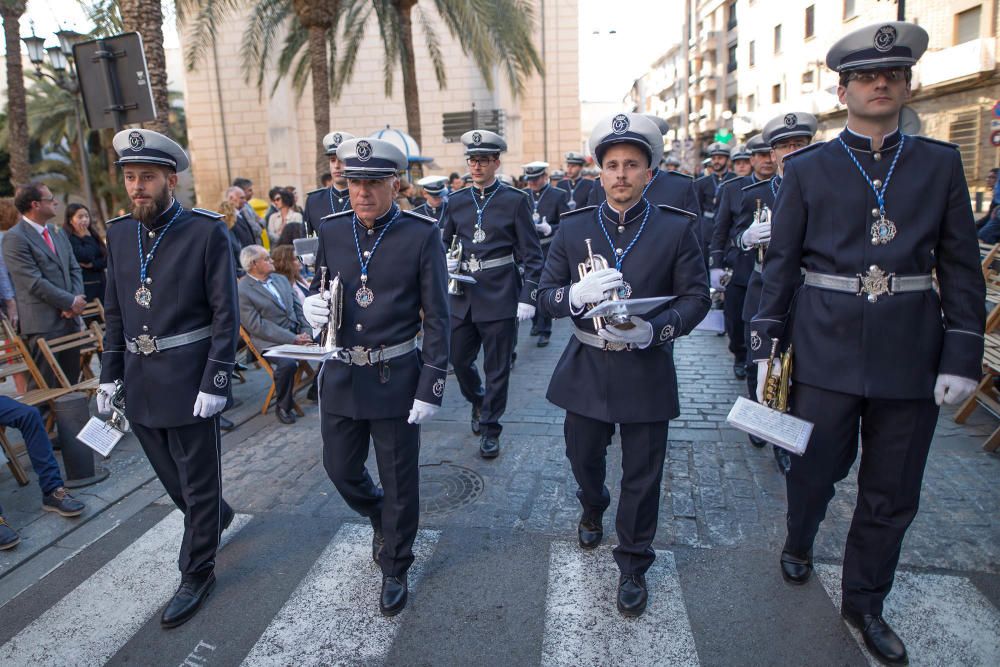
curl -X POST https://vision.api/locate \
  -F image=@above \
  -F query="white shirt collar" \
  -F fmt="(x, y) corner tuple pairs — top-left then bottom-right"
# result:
(22, 217), (47, 235)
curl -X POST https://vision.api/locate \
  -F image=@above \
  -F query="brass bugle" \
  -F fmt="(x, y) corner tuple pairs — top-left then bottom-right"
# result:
(447, 235), (464, 295)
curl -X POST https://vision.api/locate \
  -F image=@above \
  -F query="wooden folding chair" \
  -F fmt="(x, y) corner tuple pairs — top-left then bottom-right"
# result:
(35, 327), (103, 396)
(239, 327), (316, 416)
(954, 333), (1000, 452)
(78, 321), (105, 380)
(80, 298), (105, 323)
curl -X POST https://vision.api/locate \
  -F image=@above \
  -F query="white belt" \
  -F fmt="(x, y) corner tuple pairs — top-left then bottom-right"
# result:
(462, 254), (515, 273)
(332, 335), (419, 366)
(572, 325), (636, 352)
(803, 266), (933, 303)
(125, 326), (212, 356)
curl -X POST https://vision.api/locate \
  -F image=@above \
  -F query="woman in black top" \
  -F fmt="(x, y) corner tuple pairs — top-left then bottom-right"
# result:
(63, 203), (107, 302)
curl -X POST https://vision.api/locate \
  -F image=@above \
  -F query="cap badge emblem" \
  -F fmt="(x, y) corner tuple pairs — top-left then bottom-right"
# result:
(612, 114), (630, 135)
(472, 131), (483, 145)
(356, 140), (373, 162)
(332, 132), (342, 146)
(128, 131), (145, 152)
(784, 114), (797, 128)
(874, 25), (897, 53)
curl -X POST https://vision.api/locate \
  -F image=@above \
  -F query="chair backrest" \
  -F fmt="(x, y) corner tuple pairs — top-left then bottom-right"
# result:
(239, 326), (273, 375)
(81, 298), (105, 323)
(0, 320), (50, 389)
(35, 327), (102, 389)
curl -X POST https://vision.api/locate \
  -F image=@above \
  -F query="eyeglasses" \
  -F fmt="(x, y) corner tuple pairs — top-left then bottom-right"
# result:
(847, 68), (906, 83)
(466, 157), (496, 167)
(38, 196), (56, 203)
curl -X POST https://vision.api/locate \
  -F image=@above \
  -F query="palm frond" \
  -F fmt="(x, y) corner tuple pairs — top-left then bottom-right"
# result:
(416, 5), (446, 89)
(77, 0), (123, 36)
(273, 23), (309, 96)
(239, 0), (293, 95)
(175, 0), (244, 71)
(369, 0), (400, 98)
(333, 0), (373, 95)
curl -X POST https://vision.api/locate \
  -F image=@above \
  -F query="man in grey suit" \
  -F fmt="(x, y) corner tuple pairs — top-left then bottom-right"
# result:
(237, 245), (312, 424)
(4, 183), (86, 387)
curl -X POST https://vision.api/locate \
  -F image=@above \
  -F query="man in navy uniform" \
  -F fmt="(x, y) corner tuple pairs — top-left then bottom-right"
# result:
(693, 142), (734, 265)
(303, 138), (449, 616)
(522, 161), (570, 347)
(303, 130), (355, 235)
(557, 151), (594, 210)
(750, 23), (984, 663)
(587, 118), (700, 217)
(730, 143), (752, 177)
(538, 113), (710, 617)
(98, 129), (239, 628)
(441, 130), (543, 458)
(413, 175), (449, 226)
(708, 134), (775, 383)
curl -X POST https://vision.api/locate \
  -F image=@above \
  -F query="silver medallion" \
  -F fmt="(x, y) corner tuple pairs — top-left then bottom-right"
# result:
(532, 211), (541, 224)
(568, 199), (577, 210)
(473, 227), (486, 244)
(870, 216), (897, 246)
(135, 286), (152, 308)
(355, 285), (375, 308)
(618, 280), (633, 299)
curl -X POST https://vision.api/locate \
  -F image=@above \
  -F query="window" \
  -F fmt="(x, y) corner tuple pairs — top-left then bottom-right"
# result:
(948, 110), (980, 179)
(802, 71), (814, 84)
(774, 24), (782, 53)
(749, 40), (755, 67)
(746, 94), (756, 112)
(728, 44), (738, 72)
(727, 0), (737, 30)
(727, 95), (738, 113)
(843, 0), (856, 20)
(955, 6), (982, 45)
(772, 83), (782, 103)
(805, 5), (815, 39)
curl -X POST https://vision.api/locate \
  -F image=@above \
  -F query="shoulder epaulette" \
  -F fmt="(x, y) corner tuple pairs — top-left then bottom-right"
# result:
(105, 213), (131, 225)
(742, 179), (772, 192)
(560, 204), (597, 218)
(913, 135), (959, 150)
(192, 208), (223, 219)
(450, 185), (471, 194)
(783, 141), (826, 161)
(306, 187), (326, 196)
(720, 175), (744, 187)
(320, 209), (353, 221)
(656, 204), (698, 220)
(693, 174), (711, 183)
(403, 210), (436, 224)
(666, 170), (693, 179)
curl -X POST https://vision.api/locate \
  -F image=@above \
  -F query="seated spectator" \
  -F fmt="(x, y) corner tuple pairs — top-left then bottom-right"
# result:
(271, 244), (311, 305)
(268, 190), (305, 247)
(63, 204), (107, 303)
(237, 245), (312, 425)
(0, 395), (86, 549)
(977, 168), (999, 231)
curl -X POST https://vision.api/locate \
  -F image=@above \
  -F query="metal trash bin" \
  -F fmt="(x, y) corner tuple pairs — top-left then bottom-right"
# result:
(54, 392), (109, 488)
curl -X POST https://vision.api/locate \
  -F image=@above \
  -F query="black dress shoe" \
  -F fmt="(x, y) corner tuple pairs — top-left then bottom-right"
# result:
(510, 351), (517, 370)
(733, 363), (747, 380)
(617, 573), (648, 617)
(749, 434), (767, 448)
(530, 325), (539, 336)
(537, 333), (550, 348)
(161, 572), (216, 628)
(379, 574), (408, 616)
(773, 446), (791, 475)
(221, 505), (235, 532)
(218, 415), (235, 431)
(372, 526), (384, 565)
(479, 434), (500, 459)
(577, 516), (603, 549)
(276, 407), (297, 425)
(841, 608), (909, 665)
(780, 549), (813, 584)
(235, 361), (249, 372)
(470, 403), (482, 435)
(306, 383), (318, 402)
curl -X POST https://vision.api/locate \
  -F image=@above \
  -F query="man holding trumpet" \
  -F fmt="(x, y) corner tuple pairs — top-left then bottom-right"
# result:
(537, 113), (709, 617)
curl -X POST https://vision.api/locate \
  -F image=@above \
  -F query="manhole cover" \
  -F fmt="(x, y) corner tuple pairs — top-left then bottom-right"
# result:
(419, 462), (484, 516)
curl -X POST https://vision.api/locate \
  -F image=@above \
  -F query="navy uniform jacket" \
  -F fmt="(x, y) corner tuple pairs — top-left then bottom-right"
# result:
(693, 170), (734, 219)
(708, 174), (759, 287)
(412, 199), (447, 227)
(523, 184), (571, 249)
(440, 181), (544, 322)
(587, 169), (700, 216)
(739, 177), (783, 322)
(537, 202), (711, 423)
(101, 202), (239, 428)
(557, 178), (595, 210)
(751, 130), (986, 399)
(303, 185), (351, 235)
(311, 206), (450, 419)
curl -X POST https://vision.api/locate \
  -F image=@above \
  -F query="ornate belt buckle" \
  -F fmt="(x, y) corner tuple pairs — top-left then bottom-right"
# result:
(348, 345), (371, 366)
(466, 255), (482, 273)
(857, 265), (893, 303)
(603, 340), (628, 352)
(135, 334), (157, 356)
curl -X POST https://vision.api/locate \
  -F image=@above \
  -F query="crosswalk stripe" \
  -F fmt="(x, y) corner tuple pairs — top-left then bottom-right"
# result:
(241, 523), (440, 666)
(0, 510), (250, 667)
(541, 542), (700, 666)
(816, 564), (1000, 666)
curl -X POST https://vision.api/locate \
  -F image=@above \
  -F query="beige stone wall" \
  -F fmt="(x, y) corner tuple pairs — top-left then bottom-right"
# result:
(179, 0), (580, 206)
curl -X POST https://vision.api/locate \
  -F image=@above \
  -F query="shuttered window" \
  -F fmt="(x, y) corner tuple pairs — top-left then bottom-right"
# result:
(948, 110), (980, 180)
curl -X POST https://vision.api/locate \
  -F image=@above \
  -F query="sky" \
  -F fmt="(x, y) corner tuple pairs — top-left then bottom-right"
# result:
(9, 0), (180, 53)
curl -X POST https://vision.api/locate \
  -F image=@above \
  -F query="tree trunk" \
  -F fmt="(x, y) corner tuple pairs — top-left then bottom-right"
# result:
(307, 24), (330, 180)
(1, 1), (31, 184)
(396, 0), (421, 158)
(120, 0), (170, 134)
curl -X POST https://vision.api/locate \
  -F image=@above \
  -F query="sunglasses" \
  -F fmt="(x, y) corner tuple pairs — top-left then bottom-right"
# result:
(846, 68), (906, 83)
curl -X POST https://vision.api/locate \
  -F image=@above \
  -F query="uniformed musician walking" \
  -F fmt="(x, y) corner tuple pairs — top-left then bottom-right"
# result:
(557, 151), (595, 210)
(522, 161), (570, 348)
(693, 142), (734, 264)
(538, 113), (710, 617)
(750, 23), (984, 663)
(303, 138), (450, 616)
(413, 175), (449, 226)
(303, 130), (355, 234)
(441, 130), (543, 459)
(98, 129), (239, 628)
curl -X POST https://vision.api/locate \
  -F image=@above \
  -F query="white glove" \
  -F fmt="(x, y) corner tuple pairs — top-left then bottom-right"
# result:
(597, 316), (654, 349)
(710, 268), (726, 290)
(446, 256), (460, 273)
(754, 360), (789, 404)
(742, 219), (771, 247)
(569, 268), (623, 309)
(407, 399), (439, 425)
(97, 382), (118, 414)
(303, 292), (330, 330)
(517, 303), (536, 321)
(536, 220), (552, 236)
(193, 392), (227, 419)
(933, 374), (978, 406)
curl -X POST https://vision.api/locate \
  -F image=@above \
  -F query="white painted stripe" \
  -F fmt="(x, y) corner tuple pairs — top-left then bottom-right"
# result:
(241, 523), (440, 666)
(816, 564), (1000, 666)
(542, 542), (699, 666)
(0, 510), (250, 667)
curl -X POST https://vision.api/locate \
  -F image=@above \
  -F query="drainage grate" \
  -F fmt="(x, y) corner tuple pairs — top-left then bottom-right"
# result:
(419, 462), (484, 516)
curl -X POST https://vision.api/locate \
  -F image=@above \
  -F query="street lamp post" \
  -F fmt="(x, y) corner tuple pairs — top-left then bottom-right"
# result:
(23, 29), (95, 214)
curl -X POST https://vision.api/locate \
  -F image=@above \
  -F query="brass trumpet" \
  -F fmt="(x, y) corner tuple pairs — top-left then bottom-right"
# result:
(447, 235), (465, 295)
(762, 338), (793, 413)
(753, 198), (771, 265)
(577, 238), (632, 330)
(318, 266), (344, 352)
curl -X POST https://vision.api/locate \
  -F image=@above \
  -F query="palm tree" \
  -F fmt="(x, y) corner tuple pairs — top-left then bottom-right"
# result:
(118, 0), (170, 133)
(0, 0), (30, 184)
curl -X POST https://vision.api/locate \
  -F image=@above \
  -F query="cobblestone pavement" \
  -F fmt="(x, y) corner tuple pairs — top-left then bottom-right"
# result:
(221, 318), (1000, 575)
